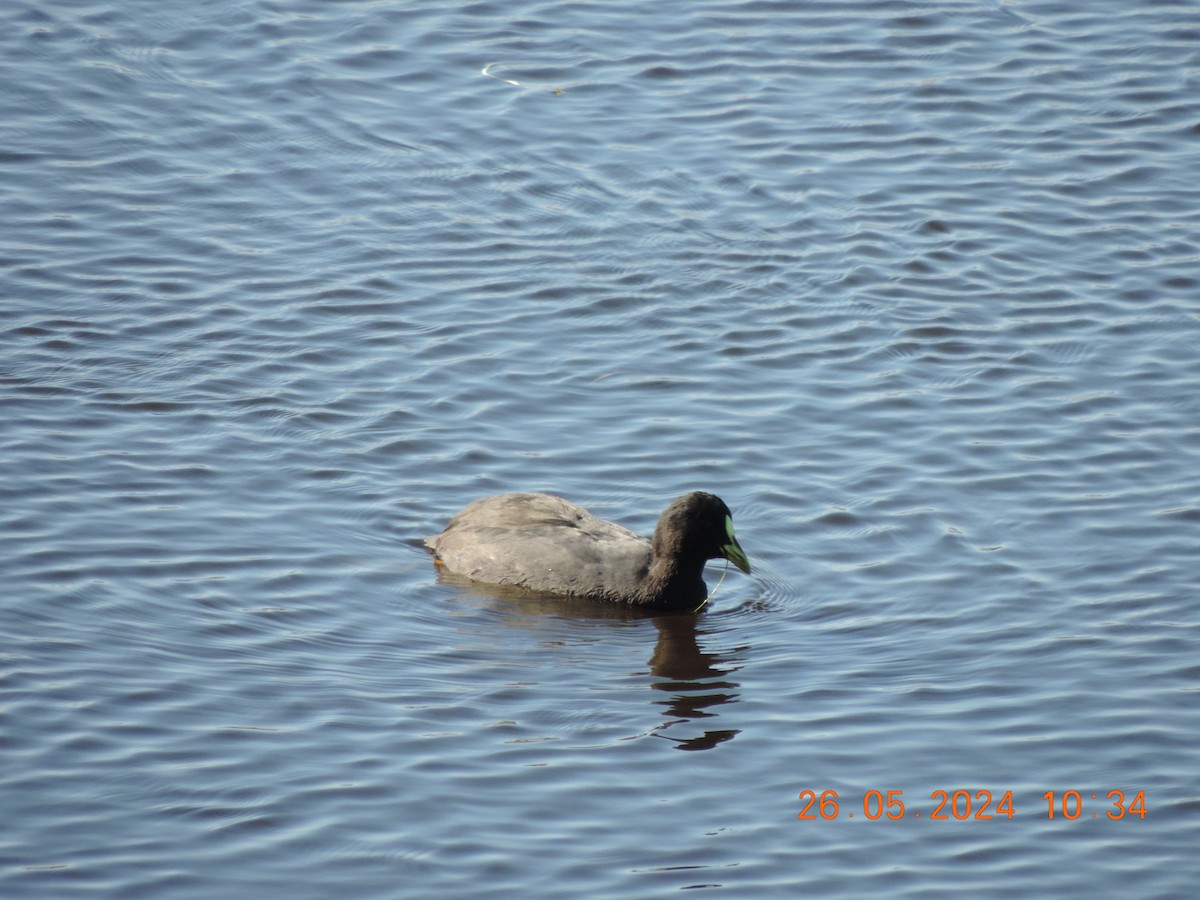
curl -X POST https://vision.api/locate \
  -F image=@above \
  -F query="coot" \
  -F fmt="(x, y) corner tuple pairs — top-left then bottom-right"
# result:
(426, 491), (750, 609)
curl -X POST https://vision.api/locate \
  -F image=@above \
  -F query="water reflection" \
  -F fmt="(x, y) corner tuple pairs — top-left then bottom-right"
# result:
(647, 612), (742, 751)
(435, 572), (743, 750)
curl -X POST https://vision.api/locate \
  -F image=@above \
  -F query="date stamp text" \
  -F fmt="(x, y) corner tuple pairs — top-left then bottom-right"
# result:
(797, 789), (1147, 822)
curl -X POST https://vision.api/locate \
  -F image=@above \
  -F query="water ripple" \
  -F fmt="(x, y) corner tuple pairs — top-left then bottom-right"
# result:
(3, 0), (1199, 896)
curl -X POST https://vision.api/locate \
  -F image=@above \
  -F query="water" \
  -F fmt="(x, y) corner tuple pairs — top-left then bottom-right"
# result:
(3, 0), (1198, 896)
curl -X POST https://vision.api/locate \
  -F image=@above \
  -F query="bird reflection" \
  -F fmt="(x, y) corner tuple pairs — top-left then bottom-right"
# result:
(646, 612), (741, 751)
(434, 571), (744, 750)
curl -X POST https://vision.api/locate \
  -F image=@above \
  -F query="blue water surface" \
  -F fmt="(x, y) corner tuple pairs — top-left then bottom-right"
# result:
(2, 0), (1199, 897)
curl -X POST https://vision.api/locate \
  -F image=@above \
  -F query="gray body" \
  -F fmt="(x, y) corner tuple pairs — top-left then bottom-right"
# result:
(426, 492), (653, 601)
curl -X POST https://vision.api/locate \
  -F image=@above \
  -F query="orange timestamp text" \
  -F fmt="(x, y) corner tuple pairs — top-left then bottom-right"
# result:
(797, 789), (1147, 822)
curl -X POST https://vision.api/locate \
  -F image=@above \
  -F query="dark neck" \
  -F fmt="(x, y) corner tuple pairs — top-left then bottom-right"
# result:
(637, 555), (708, 609)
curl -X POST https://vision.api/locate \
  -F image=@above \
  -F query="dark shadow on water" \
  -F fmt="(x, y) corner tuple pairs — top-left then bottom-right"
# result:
(435, 570), (744, 751)
(646, 612), (742, 751)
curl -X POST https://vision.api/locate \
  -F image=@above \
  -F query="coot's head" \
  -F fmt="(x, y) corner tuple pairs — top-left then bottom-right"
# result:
(652, 492), (751, 574)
